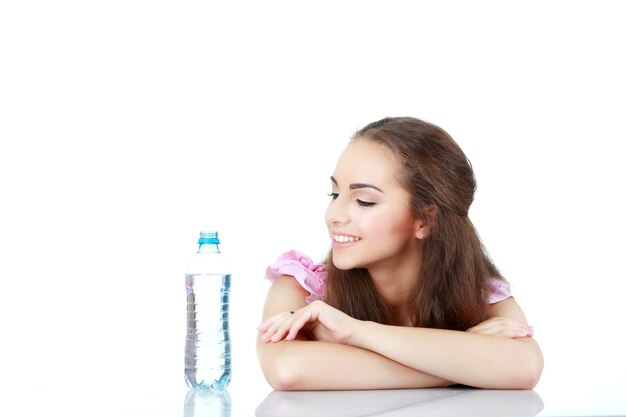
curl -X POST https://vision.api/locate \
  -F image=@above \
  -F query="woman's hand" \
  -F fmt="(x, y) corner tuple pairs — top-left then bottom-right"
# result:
(467, 316), (534, 338)
(259, 300), (358, 345)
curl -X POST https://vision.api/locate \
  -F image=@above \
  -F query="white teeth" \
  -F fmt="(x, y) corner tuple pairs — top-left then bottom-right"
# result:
(333, 235), (361, 243)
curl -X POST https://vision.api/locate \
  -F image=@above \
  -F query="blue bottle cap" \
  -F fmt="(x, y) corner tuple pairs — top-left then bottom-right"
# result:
(198, 231), (220, 244)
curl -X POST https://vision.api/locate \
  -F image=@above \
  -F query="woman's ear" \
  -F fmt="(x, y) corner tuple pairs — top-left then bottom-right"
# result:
(414, 205), (438, 240)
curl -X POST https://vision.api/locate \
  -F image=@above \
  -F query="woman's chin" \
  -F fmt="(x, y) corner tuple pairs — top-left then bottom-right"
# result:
(332, 254), (359, 270)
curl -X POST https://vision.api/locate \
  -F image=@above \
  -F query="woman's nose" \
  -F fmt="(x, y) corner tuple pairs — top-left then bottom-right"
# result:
(325, 196), (350, 225)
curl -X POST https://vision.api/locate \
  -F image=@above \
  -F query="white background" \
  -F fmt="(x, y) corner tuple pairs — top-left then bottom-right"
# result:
(1, 1), (625, 416)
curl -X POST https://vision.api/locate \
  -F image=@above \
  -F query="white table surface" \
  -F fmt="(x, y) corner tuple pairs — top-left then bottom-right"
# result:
(5, 364), (623, 417)
(198, 378), (626, 417)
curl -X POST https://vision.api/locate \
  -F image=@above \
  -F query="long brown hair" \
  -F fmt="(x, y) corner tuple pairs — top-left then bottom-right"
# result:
(324, 117), (503, 330)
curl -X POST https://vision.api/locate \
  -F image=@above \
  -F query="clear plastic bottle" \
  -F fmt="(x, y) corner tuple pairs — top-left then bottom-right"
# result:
(184, 231), (231, 390)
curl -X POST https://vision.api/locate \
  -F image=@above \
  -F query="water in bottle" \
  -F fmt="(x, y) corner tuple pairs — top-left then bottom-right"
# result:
(185, 231), (231, 390)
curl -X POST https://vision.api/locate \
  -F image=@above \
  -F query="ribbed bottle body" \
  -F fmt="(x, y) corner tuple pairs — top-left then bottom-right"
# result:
(184, 272), (231, 390)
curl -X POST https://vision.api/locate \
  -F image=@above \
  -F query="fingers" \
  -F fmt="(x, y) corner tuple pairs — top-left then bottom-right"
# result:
(259, 310), (308, 343)
(258, 311), (292, 342)
(467, 317), (534, 338)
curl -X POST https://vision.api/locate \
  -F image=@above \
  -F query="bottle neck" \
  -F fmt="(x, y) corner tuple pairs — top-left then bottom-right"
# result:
(197, 243), (221, 254)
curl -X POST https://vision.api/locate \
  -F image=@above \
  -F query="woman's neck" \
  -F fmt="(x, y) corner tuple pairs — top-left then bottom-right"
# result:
(367, 244), (422, 325)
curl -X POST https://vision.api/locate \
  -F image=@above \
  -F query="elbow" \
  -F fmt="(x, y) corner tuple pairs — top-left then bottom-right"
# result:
(503, 367), (541, 390)
(506, 349), (544, 390)
(258, 343), (303, 391)
(264, 364), (301, 391)
(519, 355), (544, 390)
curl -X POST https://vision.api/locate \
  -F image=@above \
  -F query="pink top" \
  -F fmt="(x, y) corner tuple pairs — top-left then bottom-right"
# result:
(265, 250), (512, 305)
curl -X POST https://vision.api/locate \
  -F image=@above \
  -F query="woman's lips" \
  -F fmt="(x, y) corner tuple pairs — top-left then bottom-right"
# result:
(331, 233), (361, 248)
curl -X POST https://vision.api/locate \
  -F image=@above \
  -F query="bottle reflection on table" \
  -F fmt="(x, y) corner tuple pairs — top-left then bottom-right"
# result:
(184, 389), (231, 417)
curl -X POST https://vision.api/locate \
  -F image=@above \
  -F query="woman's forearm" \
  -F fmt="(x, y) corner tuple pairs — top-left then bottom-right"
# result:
(350, 321), (543, 389)
(257, 336), (451, 391)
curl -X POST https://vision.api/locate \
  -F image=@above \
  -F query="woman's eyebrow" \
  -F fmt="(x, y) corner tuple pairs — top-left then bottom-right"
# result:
(330, 176), (384, 193)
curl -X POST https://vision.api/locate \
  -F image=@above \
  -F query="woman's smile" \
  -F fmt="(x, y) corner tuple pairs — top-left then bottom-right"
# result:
(331, 232), (362, 248)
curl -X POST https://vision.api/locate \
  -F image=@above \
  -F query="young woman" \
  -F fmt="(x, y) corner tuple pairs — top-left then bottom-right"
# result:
(257, 117), (543, 390)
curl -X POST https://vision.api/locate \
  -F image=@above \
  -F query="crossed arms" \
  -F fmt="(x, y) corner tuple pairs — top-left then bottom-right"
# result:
(257, 276), (543, 390)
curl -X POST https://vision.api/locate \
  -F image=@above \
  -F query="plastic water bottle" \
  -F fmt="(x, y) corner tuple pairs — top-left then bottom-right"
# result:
(185, 231), (232, 390)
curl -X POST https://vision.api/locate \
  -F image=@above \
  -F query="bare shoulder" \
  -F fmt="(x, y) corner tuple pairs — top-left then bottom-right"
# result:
(488, 297), (529, 324)
(261, 276), (310, 320)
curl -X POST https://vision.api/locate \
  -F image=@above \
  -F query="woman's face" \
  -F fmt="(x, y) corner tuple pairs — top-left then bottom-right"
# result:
(325, 139), (424, 272)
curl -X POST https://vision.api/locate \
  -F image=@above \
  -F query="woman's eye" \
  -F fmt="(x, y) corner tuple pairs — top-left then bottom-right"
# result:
(357, 199), (375, 207)
(327, 192), (339, 200)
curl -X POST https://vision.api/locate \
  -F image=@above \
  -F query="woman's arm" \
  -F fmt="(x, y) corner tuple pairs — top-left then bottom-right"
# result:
(257, 276), (451, 390)
(264, 297), (543, 389)
(349, 298), (543, 389)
